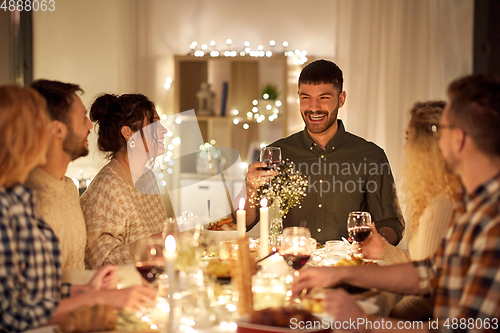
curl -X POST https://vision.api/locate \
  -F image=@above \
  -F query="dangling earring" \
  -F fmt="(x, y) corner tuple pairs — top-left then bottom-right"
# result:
(128, 139), (136, 149)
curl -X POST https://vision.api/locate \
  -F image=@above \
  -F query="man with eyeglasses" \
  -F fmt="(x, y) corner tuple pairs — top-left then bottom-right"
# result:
(293, 74), (500, 332)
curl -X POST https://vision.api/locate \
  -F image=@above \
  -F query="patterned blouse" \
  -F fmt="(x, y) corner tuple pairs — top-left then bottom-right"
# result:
(81, 159), (167, 268)
(414, 171), (500, 325)
(0, 185), (69, 332)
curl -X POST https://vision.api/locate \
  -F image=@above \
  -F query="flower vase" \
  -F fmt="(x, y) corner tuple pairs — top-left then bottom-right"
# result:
(268, 202), (283, 246)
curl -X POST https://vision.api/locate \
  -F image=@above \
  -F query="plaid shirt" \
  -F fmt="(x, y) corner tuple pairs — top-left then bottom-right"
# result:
(0, 185), (70, 332)
(414, 172), (500, 329)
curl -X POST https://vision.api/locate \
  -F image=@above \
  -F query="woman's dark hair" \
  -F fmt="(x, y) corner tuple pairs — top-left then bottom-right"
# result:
(89, 93), (156, 158)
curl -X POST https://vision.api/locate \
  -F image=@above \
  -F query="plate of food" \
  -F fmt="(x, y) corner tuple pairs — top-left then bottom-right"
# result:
(301, 287), (379, 318)
(237, 307), (329, 333)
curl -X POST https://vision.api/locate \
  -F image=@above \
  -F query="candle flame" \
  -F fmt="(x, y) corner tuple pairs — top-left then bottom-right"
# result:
(260, 198), (268, 208)
(165, 235), (176, 252)
(239, 197), (245, 210)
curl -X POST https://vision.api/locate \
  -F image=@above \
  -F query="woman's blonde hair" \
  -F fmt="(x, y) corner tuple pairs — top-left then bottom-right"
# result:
(0, 86), (51, 187)
(402, 101), (461, 235)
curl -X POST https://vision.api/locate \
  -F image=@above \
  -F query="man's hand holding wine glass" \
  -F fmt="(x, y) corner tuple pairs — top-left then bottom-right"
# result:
(246, 147), (282, 189)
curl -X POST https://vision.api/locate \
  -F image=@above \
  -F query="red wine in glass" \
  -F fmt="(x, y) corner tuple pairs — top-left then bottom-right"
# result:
(283, 254), (311, 270)
(348, 226), (372, 243)
(260, 147), (281, 170)
(261, 161), (280, 171)
(136, 261), (164, 283)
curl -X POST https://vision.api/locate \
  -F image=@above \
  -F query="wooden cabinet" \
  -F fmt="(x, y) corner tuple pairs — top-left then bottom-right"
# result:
(169, 54), (302, 217)
(174, 55), (289, 166)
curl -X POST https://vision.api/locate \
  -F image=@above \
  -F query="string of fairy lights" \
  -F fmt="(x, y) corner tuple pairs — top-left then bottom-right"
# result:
(188, 39), (308, 64)
(185, 39), (307, 130)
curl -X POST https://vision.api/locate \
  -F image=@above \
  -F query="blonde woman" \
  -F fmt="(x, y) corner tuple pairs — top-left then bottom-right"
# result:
(0, 86), (154, 332)
(357, 101), (461, 320)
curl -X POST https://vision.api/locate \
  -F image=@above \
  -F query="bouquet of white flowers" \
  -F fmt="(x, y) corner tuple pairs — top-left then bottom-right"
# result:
(250, 159), (308, 218)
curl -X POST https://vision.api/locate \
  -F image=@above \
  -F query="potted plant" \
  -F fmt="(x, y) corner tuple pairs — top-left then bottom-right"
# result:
(261, 84), (279, 100)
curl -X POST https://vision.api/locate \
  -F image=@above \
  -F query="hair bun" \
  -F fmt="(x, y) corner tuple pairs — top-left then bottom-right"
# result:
(89, 94), (120, 123)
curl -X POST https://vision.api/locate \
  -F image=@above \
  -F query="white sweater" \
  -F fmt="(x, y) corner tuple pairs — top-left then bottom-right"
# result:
(26, 167), (87, 270)
(378, 193), (454, 320)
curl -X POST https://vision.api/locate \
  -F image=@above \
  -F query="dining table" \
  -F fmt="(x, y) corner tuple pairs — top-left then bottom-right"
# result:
(24, 238), (397, 333)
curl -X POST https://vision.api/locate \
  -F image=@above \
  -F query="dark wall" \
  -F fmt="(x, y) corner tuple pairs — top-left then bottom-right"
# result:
(0, 11), (32, 86)
(474, 0), (500, 75)
(0, 11), (13, 85)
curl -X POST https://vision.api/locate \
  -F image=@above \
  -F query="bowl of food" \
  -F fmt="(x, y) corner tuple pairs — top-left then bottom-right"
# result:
(205, 258), (231, 279)
(205, 218), (238, 242)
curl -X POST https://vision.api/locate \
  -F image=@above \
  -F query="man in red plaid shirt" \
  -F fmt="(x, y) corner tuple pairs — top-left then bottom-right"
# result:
(293, 74), (500, 332)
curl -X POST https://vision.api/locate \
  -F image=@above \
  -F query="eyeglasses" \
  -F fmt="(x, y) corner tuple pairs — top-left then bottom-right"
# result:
(430, 123), (463, 138)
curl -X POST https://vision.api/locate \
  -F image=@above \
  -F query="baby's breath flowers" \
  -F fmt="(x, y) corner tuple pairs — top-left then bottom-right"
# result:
(250, 159), (308, 218)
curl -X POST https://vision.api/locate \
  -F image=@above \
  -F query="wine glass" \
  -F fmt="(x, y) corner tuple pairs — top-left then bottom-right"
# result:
(280, 235), (316, 273)
(347, 211), (372, 248)
(282, 226), (311, 238)
(280, 235), (316, 305)
(259, 147), (282, 170)
(134, 237), (165, 286)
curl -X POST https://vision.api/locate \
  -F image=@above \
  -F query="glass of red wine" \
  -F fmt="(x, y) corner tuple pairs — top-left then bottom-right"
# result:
(347, 212), (372, 252)
(259, 147), (282, 171)
(135, 237), (165, 287)
(280, 234), (317, 273)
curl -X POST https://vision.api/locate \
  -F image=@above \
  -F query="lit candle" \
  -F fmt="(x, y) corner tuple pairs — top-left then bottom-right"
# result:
(164, 235), (177, 330)
(237, 198), (246, 238)
(259, 198), (269, 258)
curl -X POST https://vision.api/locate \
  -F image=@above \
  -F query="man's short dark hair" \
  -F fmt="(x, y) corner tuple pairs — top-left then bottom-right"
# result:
(298, 59), (343, 93)
(447, 74), (500, 157)
(30, 79), (83, 123)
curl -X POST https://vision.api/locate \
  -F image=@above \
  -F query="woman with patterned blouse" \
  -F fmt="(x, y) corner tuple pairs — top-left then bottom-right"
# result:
(81, 93), (169, 268)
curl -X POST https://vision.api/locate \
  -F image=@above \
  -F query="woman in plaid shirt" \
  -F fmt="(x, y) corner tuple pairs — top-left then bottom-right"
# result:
(0, 86), (156, 332)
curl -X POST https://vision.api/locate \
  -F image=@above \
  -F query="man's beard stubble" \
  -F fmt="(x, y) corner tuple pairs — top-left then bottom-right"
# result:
(63, 127), (89, 161)
(302, 106), (338, 134)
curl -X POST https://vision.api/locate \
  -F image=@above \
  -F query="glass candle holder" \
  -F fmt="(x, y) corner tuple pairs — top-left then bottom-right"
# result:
(325, 240), (348, 262)
(252, 274), (286, 310)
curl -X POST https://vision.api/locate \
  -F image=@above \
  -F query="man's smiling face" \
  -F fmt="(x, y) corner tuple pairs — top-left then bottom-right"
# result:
(299, 83), (345, 134)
